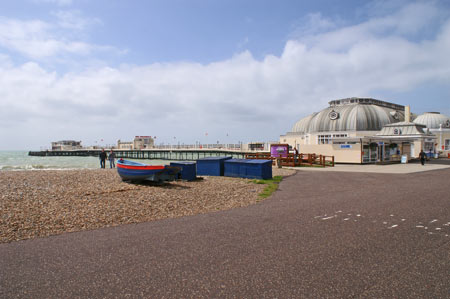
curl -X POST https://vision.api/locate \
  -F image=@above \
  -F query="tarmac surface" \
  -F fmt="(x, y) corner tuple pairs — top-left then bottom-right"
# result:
(1, 164), (450, 298)
(288, 158), (450, 174)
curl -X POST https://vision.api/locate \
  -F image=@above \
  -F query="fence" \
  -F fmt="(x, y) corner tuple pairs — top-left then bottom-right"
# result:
(245, 152), (334, 167)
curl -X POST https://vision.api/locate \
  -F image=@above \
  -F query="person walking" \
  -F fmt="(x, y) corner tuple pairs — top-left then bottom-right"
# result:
(108, 150), (116, 168)
(419, 149), (426, 166)
(294, 147), (299, 165)
(99, 149), (107, 168)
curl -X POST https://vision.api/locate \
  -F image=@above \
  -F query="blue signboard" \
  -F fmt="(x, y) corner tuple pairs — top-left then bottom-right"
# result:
(340, 144), (352, 149)
(401, 155), (408, 164)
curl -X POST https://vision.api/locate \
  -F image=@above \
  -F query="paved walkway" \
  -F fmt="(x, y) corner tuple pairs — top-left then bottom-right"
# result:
(288, 158), (450, 174)
(1, 167), (449, 298)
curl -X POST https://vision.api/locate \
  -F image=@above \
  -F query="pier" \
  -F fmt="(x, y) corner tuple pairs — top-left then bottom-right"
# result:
(28, 149), (251, 161)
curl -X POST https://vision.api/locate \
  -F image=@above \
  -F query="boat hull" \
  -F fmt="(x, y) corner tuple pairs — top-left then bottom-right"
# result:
(117, 159), (180, 183)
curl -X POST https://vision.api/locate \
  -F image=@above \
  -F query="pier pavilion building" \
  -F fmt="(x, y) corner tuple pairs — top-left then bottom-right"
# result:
(413, 112), (450, 156)
(280, 97), (448, 163)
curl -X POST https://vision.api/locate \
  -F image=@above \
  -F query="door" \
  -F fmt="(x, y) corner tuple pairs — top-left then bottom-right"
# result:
(402, 143), (411, 158)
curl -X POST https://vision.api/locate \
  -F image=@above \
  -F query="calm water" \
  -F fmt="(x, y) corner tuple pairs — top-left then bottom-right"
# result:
(0, 151), (171, 171)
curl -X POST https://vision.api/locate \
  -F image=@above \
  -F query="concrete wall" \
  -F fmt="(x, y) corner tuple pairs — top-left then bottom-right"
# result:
(300, 143), (362, 163)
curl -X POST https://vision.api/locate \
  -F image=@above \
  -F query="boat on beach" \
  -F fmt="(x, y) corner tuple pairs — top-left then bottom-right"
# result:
(117, 159), (181, 183)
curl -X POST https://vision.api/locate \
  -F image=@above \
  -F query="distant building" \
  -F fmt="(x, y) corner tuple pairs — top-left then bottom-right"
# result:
(51, 140), (82, 151)
(134, 136), (154, 149)
(116, 136), (155, 150)
(117, 140), (134, 150)
(413, 112), (450, 154)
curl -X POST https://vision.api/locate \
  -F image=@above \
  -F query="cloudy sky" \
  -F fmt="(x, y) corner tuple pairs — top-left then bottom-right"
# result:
(1, 0), (449, 150)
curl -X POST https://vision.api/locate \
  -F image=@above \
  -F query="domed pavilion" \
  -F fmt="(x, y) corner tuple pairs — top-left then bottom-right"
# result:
(413, 112), (450, 154)
(280, 97), (446, 163)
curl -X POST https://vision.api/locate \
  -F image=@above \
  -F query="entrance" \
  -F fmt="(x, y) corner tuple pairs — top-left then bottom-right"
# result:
(362, 143), (379, 163)
(402, 143), (411, 159)
(377, 143), (384, 162)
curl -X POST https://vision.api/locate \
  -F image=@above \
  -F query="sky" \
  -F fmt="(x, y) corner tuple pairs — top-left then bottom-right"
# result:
(0, 0), (450, 150)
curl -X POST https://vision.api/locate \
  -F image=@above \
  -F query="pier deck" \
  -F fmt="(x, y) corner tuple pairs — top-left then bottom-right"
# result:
(28, 149), (253, 161)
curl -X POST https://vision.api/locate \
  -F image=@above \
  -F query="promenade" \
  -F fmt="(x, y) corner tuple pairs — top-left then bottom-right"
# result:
(1, 163), (449, 298)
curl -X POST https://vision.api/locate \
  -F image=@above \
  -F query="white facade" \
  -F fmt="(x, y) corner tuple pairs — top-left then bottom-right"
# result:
(413, 112), (450, 157)
(280, 98), (446, 163)
(134, 136), (154, 149)
(51, 140), (82, 151)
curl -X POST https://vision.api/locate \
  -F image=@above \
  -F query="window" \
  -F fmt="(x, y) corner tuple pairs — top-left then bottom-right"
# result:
(318, 134), (348, 144)
(318, 135), (332, 144)
(445, 139), (450, 151)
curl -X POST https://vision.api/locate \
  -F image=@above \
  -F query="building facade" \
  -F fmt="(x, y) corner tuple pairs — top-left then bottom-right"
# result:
(51, 140), (82, 151)
(133, 136), (154, 149)
(117, 140), (134, 150)
(280, 97), (448, 163)
(413, 112), (450, 156)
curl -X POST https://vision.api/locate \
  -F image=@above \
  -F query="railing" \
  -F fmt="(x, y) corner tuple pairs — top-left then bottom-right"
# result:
(245, 152), (334, 167)
(28, 149), (250, 160)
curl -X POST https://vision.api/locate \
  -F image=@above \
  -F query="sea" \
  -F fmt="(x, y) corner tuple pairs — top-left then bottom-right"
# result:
(0, 151), (171, 171)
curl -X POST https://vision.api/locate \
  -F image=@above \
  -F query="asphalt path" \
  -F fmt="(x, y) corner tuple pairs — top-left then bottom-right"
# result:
(1, 168), (449, 298)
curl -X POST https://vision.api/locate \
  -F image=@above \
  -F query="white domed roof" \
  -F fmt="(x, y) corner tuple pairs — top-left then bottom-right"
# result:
(291, 113), (317, 133)
(413, 112), (450, 129)
(291, 98), (405, 133)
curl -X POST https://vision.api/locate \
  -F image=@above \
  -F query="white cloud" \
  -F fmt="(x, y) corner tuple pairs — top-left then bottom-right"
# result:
(290, 12), (338, 38)
(32, 0), (73, 6)
(0, 16), (119, 59)
(51, 10), (102, 31)
(1, 1), (450, 150)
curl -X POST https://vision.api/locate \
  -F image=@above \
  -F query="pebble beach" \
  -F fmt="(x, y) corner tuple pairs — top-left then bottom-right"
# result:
(0, 167), (295, 243)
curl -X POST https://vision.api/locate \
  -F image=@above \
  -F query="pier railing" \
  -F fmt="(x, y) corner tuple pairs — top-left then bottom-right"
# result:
(29, 149), (335, 166)
(28, 149), (250, 161)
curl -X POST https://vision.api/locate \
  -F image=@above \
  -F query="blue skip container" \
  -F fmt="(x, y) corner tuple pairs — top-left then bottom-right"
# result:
(224, 159), (273, 180)
(196, 156), (232, 176)
(170, 161), (197, 181)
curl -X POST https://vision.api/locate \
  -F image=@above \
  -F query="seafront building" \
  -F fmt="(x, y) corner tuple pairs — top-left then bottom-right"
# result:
(117, 136), (155, 150)
(51, 140), (82, 151)
(413, 112), (450, 153)
(280, 97), (450, 163)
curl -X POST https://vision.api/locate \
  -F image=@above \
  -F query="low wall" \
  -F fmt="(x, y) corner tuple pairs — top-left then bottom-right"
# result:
(300, 144), (362, 163)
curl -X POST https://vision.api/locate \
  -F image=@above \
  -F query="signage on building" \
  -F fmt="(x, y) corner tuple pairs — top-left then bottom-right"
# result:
(393, 128), (402, 135)
(329, 110), (339, 120)
(378, 142), (384, 146)
(340, 144), (352, 149)
(270, 144), (289, 158)
(401, 155), (408, 164)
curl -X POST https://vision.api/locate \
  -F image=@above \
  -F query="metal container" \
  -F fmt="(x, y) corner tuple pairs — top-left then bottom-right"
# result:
(196, 156), (232, 176)
(224, 159), (272, 180)
(170, 162), (197, 181)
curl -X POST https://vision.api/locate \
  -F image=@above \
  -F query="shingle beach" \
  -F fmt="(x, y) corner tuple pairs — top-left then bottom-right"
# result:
(0, 168), (295, 243)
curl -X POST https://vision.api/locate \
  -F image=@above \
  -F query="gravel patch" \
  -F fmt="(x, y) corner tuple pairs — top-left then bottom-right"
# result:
(0, 167), (295, 243)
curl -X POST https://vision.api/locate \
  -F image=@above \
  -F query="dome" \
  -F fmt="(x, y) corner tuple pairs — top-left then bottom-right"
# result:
(413, 112), (450, 129)
(291, 113), (317, 133)
(291, 98), (405, 133)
